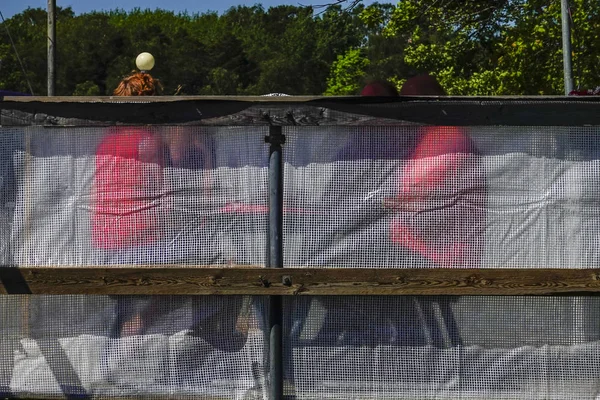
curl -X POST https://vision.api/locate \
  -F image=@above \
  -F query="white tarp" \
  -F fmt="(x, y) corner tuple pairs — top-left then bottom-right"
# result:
(2, 125), (600, 398)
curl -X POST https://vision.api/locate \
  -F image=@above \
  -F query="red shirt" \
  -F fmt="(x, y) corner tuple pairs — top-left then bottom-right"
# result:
(388, 127), (485, 267)
(92, 128), (165, 249)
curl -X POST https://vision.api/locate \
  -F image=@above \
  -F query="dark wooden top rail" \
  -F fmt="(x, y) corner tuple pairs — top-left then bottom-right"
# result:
(3, 95), (600, 126)
(2, 266), (600, 296)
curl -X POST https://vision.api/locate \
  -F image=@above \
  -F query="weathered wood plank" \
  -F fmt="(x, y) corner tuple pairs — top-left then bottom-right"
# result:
(2, 266), (600, 296)
(3, 96), (600, 126)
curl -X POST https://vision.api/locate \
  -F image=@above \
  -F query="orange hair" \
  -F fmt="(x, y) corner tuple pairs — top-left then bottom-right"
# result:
(113, 71), (162, 96)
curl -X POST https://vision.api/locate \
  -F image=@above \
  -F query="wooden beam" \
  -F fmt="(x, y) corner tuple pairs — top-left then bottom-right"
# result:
(2, 266), (600, 296)
(4, 96), (600, 126)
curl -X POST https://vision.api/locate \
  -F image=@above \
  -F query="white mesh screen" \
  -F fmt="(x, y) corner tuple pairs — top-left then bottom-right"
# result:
(8, 126), (268, 266)
(1, 123), (600, 398)
(283, 296), (600, 399)
(283, 126), (600, 268)
(4, 295), (266, 398)
(0, 126), (269, 398)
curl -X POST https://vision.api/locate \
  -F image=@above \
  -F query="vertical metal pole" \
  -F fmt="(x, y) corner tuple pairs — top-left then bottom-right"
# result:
(561, 0), (574, 95)
(268, 126), (284, 270)
(47, 0), (56, 96)
(266, 125), (284, 400)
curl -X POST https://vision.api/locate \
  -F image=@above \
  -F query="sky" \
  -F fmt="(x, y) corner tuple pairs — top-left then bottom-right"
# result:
(1, 0), (378, 19)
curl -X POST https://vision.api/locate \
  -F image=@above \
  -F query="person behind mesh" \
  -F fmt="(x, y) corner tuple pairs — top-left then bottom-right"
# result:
(93, 72), (167, 250)
(93, 70), (170, 340)
(386, 74), (485, 267)
(95, 70), (247, 353)
(295, 77), (483, 349)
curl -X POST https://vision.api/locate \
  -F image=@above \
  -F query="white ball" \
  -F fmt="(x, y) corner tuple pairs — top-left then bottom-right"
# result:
(136, 52), (155, 71)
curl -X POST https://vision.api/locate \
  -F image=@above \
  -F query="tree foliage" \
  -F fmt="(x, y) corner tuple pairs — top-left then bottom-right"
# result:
(1, 1), (599, 96)
(368, 0), (600, 95)
(0, 5), (364, 95)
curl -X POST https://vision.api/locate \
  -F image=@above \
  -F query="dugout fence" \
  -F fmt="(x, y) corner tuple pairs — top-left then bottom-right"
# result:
(1, 95), (600, 399)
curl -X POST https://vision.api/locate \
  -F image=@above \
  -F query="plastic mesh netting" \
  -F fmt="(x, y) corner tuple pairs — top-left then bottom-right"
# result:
(283, 126), (599, 268)
(1, 123), (600, 398)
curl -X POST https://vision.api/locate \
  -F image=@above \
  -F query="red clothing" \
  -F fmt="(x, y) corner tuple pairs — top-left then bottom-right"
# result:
(93, 128), (165, 249)
(389, 127), (485, 267)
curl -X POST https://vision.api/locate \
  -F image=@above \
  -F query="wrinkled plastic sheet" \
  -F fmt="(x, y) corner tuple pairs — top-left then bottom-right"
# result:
(1, 125), (600, 398)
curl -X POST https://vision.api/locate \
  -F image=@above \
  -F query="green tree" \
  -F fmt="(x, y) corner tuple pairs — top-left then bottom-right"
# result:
(105, 9), (210, 95)
(324, 2), (407, 95)
(381, 0), (517, 94)
(12, 2), (599, 97)
(57, 11), (124, 95)
(223, 5), (325, 94)
(72, 80), (101, 96)
(348, 0), (600, 95)
(197, 8), (260, 94)
(1, 4), (371, 96)
(0, 8), (72, 95)
(494, 0), (600, 94)
(325, 48), (370, 95)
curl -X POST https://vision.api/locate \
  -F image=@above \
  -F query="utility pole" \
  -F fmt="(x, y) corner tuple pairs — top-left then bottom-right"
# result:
(561, 0), (574, 95)
(47, 0), (56, 96)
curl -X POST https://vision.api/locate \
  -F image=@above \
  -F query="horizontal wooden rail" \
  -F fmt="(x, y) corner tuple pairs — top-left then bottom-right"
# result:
(2, 266), (600, 296)
(4, 96), (600, 126)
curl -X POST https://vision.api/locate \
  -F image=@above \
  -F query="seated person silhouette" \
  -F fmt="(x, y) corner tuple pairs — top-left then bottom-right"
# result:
(94, 67), (247, 352)
(288, 76), (483, 355)
(387, 74), (485, 267)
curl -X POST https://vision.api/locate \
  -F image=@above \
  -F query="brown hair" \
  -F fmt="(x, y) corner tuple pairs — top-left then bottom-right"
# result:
(360, 80), (399, 97)
(399, 74), (446, 96)
(113, 71), (162, 96)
